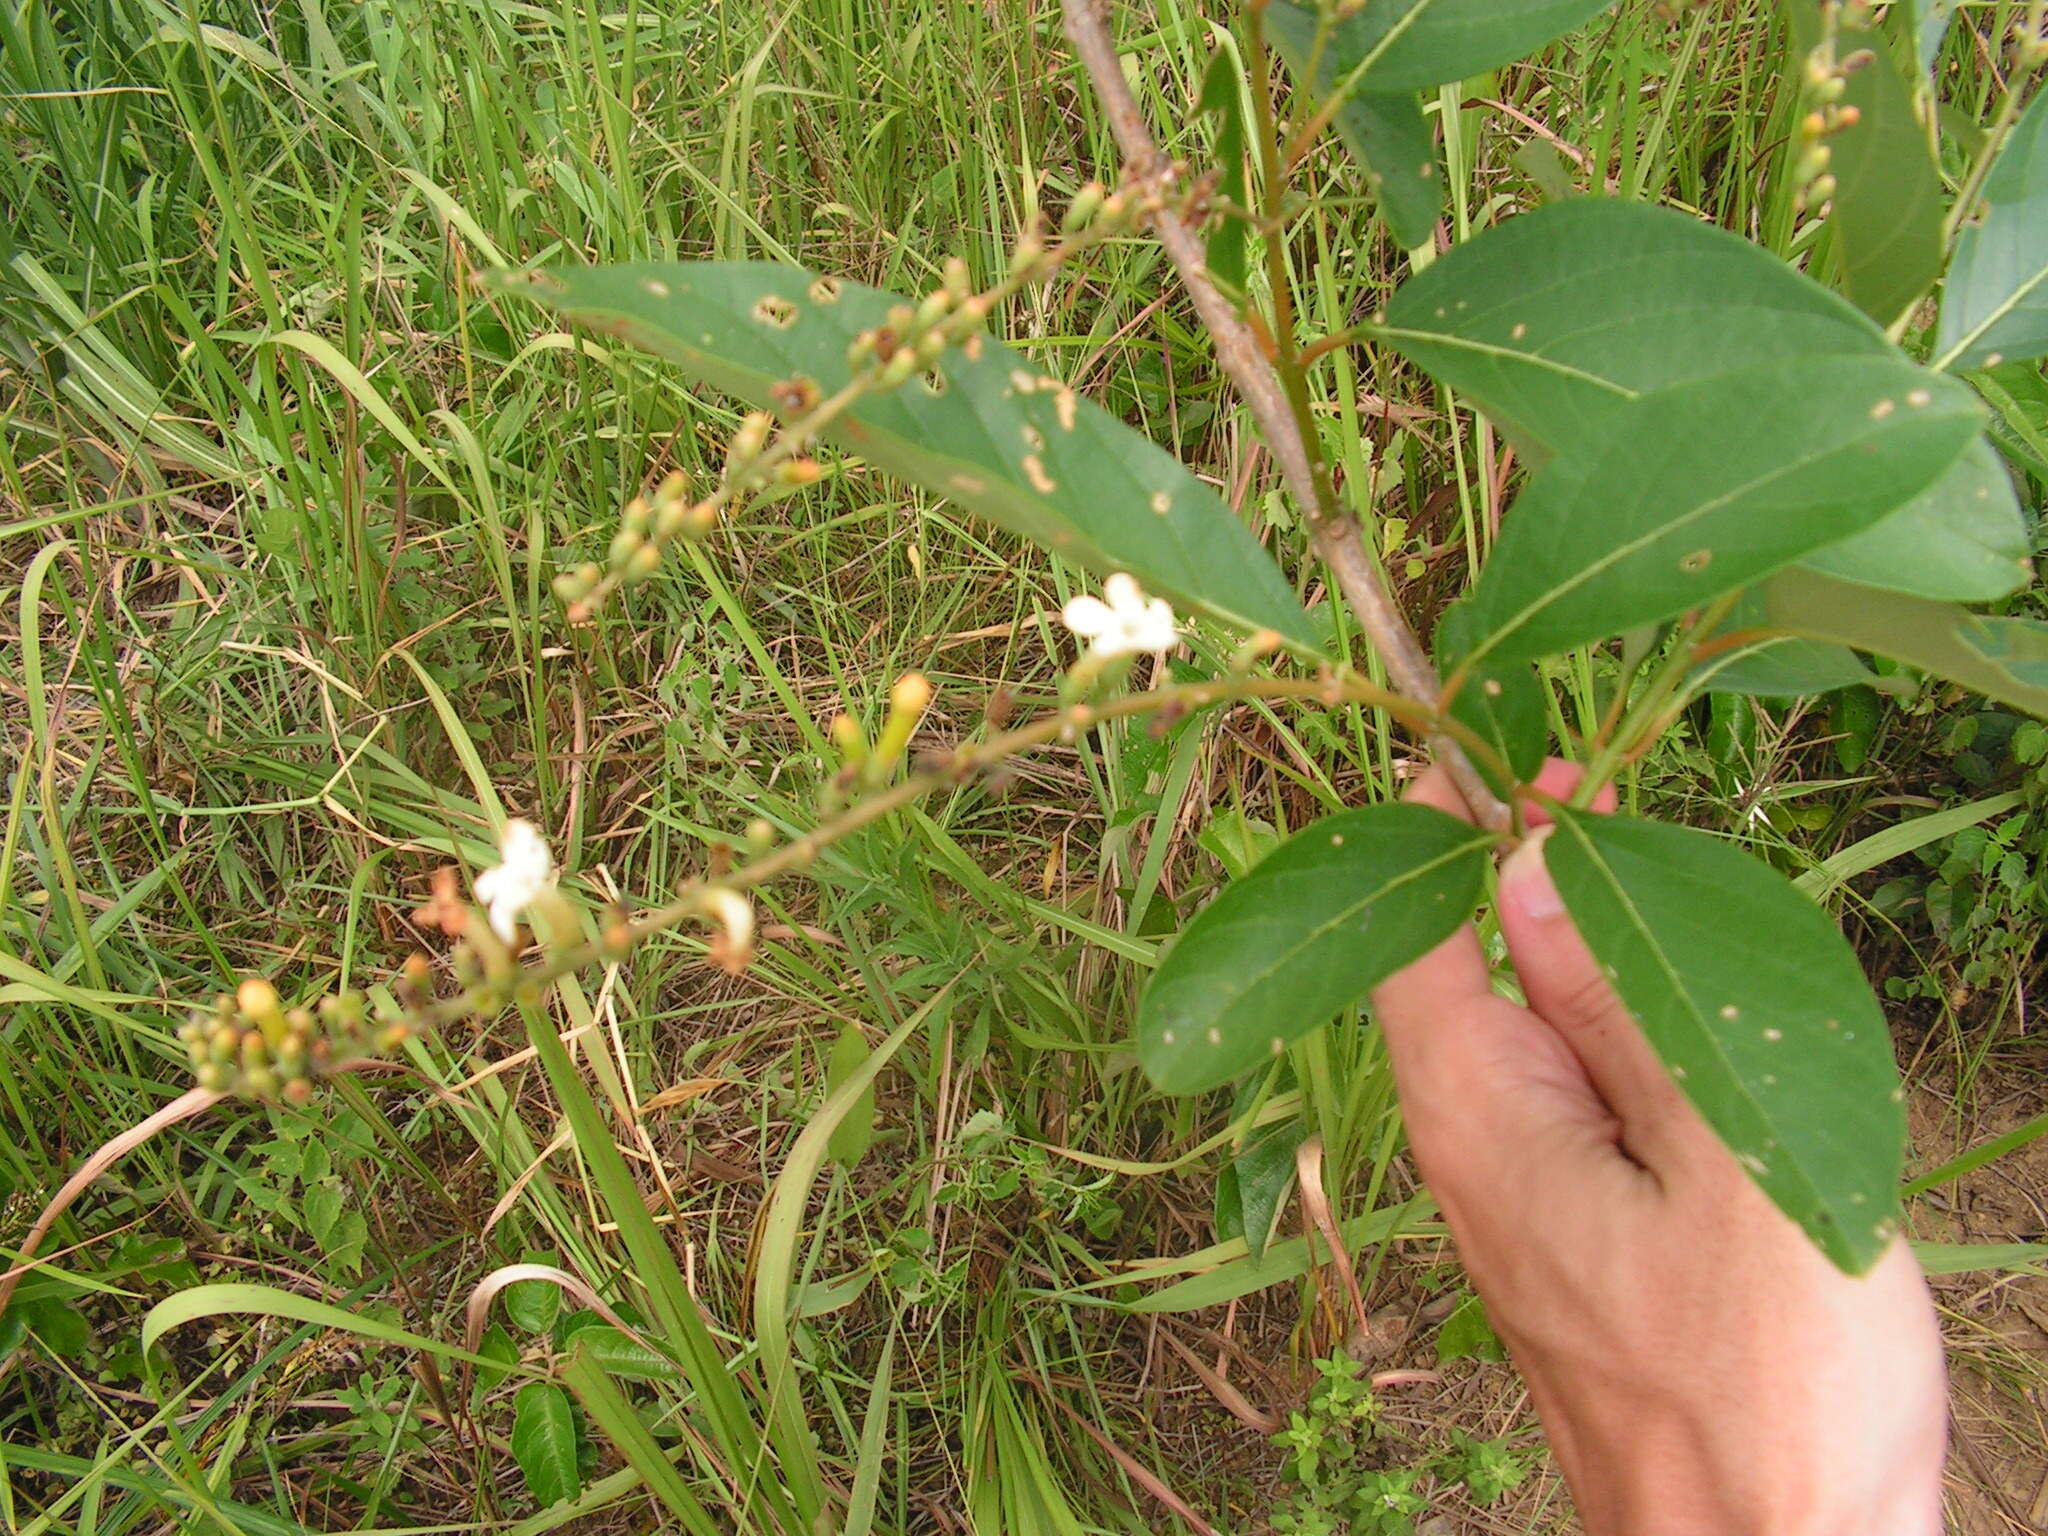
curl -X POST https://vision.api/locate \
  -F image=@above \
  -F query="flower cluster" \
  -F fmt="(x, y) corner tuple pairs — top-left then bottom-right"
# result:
(1061, 573), (1179, 660)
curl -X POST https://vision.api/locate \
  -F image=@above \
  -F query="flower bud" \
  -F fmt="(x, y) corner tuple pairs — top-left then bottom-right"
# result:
(655, 498), (697, 540)
(878, 350), (919, 389)
(703, 888), (756, 975)
(745, 818), (776, 851)
(1807, 173), (1838, 204)
(728, 410), (773, 468)
(775, 457), (822, 487)
(621, 495), (653, 533)
(1008, 233), (1046, 279)
(608, 527), (646, 569)
(915, 288), (952, 331)
(942, 257), (971, 300)
(830, 713), (868, 767)
(1062, 181), (1106, 233)
(626, 543), (663, 582)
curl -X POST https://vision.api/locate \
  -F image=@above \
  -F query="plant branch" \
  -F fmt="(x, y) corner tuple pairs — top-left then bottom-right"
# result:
(423, 671), (1501, 1035)
(1057, 0), (1508, 829)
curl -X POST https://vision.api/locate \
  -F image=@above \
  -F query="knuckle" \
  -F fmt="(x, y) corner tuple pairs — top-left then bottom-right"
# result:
(1546, 970), (1622, 1035)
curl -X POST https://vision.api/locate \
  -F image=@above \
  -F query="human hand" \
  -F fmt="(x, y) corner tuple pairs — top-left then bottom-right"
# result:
(1371, 762), (1947, 1536)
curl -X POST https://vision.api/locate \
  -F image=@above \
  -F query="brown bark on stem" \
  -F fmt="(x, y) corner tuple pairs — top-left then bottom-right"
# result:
(1058, 0), (1508, 829)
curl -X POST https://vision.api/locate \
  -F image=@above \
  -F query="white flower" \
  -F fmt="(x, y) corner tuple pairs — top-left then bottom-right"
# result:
(1060, 573), (1179, 659)
(474, 819), (556, 943)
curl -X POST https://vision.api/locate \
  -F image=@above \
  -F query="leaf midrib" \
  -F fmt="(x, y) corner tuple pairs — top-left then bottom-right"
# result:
(1551, 815), (1824, 1216)
(1191, 828), (1493, 1033)
(1470, 385), (1968, 666)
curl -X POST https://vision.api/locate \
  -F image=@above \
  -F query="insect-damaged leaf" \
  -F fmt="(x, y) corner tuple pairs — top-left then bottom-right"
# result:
(1380, 200), (2027, 600)
(504, 263), (1316, 649)
(1459, 356), (1980, 665)
(1543, 810), (1905, 1273)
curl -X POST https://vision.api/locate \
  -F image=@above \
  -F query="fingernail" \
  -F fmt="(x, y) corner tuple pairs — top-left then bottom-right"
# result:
(1500, 826), (1565, 920)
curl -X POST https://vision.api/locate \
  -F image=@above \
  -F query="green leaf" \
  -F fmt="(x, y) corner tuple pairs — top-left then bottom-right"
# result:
(1138, 804), (1493, 1094)
(1694, 637), (1875, 698)
(1936, 84), (2048, 371)
(1462, 357), (1981, 664)
(1801, 438), (2030, 600)
(1543, 810), (1905, 1273)
(1788, 3), (1944, 324)
(1911, 1240), (2048, 1275)
(1380, 200), (2027, 599)
(1122, 1200), (1437, 1313)
(1265, 0), (1619, 96)
(1197, 47), (1253, 288)
(474, 1323), (519, 1396)
(1196, 807), (1283, 882)
(504, 1252), (560, 1336)
(512, 1381), (583, 1509)
(1265, 6), (1440, 248)
(503, 263), (1315, 649)
(1222, 1123), (1303, 1262)
(1380, 199), (1891, 459)
(1435, 1293), (1505, 1363)
(824, 1020), (878, 1168)
(1759, 567), (2048, 718)
(1437, 600), (1548, 790)
(1691, 586), (1878, 698)
(558, 1314), (672, 1382)
(23, 1297), (89, 1359)
(1913, 0), (1960, 73)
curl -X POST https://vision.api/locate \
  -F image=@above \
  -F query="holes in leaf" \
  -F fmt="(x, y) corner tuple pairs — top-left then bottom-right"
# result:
(752, 294), (798, 329)
(808, 277), (843, 304)
(921, 367), (948, 396)
(1679, 548), (1712, 574)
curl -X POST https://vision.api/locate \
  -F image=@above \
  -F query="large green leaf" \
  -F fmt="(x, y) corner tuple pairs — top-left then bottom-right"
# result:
(512, 1381), (583, 1509)
(1265, 0), (1619, 96)
(1437, 599), (1548, 789)
(1691, 587), (1877, 698)
(1799, 438), (2029, 600)
(1544, 811), (1905, 1273)
(1936, 84), (2048, 371)
(1380, 200), (1891, 458)
(505, 263), (1315, 648)
(1760, 567), (2048, 717)
(1138, 804), (1492, 1095)
(1463, 357), (1980, 664)
(1265, 6), (1440, 248)
(1784, 3), (1945, 325)
(1379, 200), (2028, 599)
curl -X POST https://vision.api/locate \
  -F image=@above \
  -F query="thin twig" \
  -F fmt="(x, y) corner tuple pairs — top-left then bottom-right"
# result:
(1058, 0), (1508, 828)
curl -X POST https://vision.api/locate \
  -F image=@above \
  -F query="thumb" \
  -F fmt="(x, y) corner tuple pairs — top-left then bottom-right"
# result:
(1497, 828), (1706, 1168)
